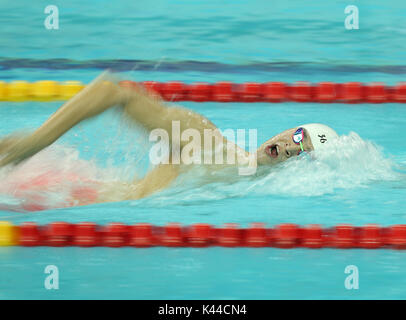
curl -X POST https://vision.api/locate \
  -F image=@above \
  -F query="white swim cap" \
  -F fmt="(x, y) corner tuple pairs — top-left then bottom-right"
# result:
(300, 123), (339, 150)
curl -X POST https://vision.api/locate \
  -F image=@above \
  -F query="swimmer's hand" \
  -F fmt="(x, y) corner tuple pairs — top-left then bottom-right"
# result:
(0, 71), (126, 168)
(0, 132), (39, 167)
(0, 132), (25, 153)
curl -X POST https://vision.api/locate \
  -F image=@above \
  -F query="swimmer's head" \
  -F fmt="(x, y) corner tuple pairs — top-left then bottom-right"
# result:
(256, 123), (339, 165)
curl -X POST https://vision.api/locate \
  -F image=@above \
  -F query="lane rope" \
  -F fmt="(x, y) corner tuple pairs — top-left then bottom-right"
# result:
(0, 80), (406, 103)
(1, 221), (406, 249)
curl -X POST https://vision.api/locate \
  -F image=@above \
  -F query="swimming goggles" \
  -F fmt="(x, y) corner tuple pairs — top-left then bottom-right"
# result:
(292, 127), (306, 155)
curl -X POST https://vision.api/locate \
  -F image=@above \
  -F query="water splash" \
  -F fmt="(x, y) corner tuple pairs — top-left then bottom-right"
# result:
(145, 132), (405, 206)
(0, 145), (119, 211)
(250, 132), (403, 196)
(0, 132), (403, 211)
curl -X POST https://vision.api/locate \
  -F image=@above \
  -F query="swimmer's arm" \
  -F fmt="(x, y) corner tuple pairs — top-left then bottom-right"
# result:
(131, 163), (180, 199)
(0, 71), (229, 167)
(0, 73), (126, 167)
(96, 163), (181, 202)
(125, 87), (251, 164)
(124, 86), (220, 146)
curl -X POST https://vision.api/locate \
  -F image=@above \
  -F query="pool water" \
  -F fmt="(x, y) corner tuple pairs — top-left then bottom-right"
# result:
(1, 0), (406, 299)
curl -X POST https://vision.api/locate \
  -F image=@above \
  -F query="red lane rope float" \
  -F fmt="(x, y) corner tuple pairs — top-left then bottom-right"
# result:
(2, 222), (406, 249)
(2, 80), (406, 103)
(119, 81), (406, 103)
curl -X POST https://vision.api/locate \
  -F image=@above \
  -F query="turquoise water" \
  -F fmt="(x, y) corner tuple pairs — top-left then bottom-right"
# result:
(1, 0), (406, 299)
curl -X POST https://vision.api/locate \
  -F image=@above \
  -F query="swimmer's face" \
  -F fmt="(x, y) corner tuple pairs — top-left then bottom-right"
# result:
(256, 127), (314, 165)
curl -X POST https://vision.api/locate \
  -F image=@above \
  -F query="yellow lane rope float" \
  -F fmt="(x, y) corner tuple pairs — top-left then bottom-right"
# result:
(0, 80), (84, 102)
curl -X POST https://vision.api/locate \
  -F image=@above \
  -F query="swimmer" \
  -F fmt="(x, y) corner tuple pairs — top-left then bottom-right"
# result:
(0, 72), (339, 206)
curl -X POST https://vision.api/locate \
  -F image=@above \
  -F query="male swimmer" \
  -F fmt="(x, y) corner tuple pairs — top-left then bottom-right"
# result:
(0, 72), (339, 206)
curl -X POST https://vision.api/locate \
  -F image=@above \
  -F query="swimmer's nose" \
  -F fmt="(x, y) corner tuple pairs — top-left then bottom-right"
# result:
(284, 144), (296, 158)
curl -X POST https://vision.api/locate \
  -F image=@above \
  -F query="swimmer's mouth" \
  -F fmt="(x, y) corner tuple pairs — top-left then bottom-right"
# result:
(265, 144), (279, 159)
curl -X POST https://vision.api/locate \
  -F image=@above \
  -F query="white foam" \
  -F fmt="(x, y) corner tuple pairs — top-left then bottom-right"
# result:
(0, 145), (120, 211)
(245, 132), (403, 197)
(0, 132), (403, 210)
(149, 132), (404, 204)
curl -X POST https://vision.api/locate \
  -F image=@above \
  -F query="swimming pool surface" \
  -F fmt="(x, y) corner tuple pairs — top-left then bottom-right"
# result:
(1, 0), (406, 299)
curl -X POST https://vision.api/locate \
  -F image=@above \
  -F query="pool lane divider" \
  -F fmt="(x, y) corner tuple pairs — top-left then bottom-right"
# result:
(1, 80), (406, 103)
(1, 221), (406, 249)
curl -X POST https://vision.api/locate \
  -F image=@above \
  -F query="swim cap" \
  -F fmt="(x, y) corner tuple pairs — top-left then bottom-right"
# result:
(300, 123), (339, 150)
